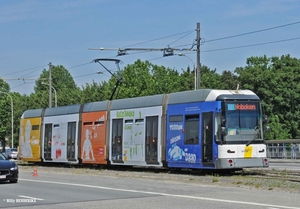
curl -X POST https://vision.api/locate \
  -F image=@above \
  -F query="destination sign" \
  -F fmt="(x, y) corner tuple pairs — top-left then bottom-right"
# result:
(227, 104), (256, 110)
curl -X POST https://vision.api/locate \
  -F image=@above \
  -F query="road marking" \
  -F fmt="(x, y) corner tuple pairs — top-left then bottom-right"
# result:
(18, 195), (44, 201)
(20, 178), (300, 209)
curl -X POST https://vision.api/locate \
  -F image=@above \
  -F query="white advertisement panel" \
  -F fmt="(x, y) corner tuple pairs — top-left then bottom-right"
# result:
(110, 106), (162, 166)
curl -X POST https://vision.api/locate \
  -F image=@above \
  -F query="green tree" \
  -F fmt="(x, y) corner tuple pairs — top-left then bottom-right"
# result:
(117, 60), (153, 98)
(10, 92), (27, 148)
(32, 65), (82, 108)
(220, 70), (240, 90)
(106, 60), (184, 99)
(81, 80), (111, 103)
(265, 114), (291, 140)
(81, 60), (187, 102)
(179, 66), (194, 91)
(200, 66), (224, 89)
(0, 78), (13, 148)
(149, 64), (181, 94)
(0, 93), (11, 147)
(235, 54), (300, 139)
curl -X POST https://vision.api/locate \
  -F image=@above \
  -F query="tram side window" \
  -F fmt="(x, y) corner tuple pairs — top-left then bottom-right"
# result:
(184, 115), (199, 145)
(215, 113), (221, 142)
(32, 125), (39, 130)
(83, 122), (93, 126)
(169, 115), (183, 122)
(95, 121), (104, 126)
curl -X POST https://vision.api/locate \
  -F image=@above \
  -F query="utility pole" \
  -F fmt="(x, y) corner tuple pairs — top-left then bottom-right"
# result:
(196, 22), (201, 89)
(48, 62), (52, 108)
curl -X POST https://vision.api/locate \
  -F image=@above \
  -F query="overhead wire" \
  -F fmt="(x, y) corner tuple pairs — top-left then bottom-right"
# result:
(144, 20), (300, 61)
(202, 37), (300, 53)
(205, 20), (300, 43)
(11, 82), (35, 90)
(86, 31), (195, 89)
(97, 30), (197, 68)
(166, 30), (195, 47)
(2, 64), (47, 91)
(1, 64), (48, 77)
(67, 62), (91, 69)
(123, 30), (195, 48)
(7, 21), (300, 91)
(6, 30), (197, 86)
(6, 32), (195, 91)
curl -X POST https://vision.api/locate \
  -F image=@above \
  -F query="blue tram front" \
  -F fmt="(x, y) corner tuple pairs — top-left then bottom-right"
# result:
(166, 89), (269, 170)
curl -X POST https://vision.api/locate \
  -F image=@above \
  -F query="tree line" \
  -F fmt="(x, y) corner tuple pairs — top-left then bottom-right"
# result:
(1, 54), (299, 148)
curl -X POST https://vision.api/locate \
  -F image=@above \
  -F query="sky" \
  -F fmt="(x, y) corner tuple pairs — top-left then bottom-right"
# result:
(1, 0), (300, 95)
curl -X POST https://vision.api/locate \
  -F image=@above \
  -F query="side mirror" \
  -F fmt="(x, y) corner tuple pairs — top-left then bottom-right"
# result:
(221, 117), (226, 127)
(263, 115), (268, 124)
(221, 127), (227, 136)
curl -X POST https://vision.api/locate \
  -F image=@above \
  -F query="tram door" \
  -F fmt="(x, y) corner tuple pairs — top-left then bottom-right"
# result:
(145, 116), (158, 164)
(43, 124), (52, 160)
(67, 122), (76, 161)
(202, 112), (213, 165)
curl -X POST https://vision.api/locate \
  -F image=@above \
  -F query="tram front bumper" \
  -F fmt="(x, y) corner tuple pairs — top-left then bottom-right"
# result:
(215, 157), (269, 169)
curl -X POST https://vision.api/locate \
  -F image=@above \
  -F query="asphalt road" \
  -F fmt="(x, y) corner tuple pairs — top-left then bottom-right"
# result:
(0, 167), (299, 209)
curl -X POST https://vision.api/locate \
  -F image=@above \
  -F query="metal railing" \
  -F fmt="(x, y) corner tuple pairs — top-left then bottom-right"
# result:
(265, 140), (300, 159)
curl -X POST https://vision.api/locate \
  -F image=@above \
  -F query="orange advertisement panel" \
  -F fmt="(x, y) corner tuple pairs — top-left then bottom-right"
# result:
(81, 111), (107, 164)
(19, 117), (41, 162)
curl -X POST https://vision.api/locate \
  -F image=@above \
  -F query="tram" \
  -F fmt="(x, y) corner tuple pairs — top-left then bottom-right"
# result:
(18, 89), (269, 170)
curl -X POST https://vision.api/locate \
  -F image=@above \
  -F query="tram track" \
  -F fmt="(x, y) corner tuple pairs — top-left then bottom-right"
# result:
(17, 161), (300, 192)
(17, 160), (300, 180)
(243, 169), (300, 183)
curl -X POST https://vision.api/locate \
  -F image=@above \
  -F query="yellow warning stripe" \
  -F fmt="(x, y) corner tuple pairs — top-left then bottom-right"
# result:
(244, 146), (253, 158)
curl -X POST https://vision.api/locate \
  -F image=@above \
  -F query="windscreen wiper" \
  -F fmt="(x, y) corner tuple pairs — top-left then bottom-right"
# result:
(246, 126), (259, 146)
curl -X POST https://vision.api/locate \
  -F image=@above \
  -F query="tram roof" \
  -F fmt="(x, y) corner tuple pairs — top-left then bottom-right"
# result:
(44, 104), (81, 116)
(207, 89), (259, 101)
(111, 94), (165, 110)
(168, 89), (212, 104)
(83, 101), (109, 112)
(168, 89), (259, 104)
(22, 108), (44, 118)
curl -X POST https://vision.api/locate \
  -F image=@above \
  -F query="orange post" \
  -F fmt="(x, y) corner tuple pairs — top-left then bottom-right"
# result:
(33, 165), (38, 177)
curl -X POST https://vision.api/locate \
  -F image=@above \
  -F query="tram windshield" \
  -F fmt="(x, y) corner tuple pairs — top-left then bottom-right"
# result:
(224, 101), (263, 144)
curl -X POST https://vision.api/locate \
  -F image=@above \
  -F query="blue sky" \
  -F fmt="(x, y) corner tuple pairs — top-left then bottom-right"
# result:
(1, 0), (300, 95)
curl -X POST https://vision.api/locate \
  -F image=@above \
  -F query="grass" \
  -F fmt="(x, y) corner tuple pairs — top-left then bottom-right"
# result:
(255, 183), (262, 188)
(232, 181), (243, 185)
(212, 177), (219, 183)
